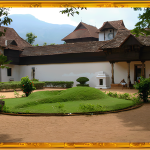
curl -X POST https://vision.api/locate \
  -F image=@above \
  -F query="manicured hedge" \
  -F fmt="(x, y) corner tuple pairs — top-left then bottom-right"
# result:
(0, 81), (73, 91)
(31, 82), (45, 89)
(44, 81), (74, 88)
(0, 81), (45, 91)
(76, 84), (89, 87)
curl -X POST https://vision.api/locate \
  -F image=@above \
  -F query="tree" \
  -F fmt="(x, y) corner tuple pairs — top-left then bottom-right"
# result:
(43, 42), (47, 46)
(32, 44), (39, 46)
(64, 42), (66, 44)
(60, 7), (87, 17)
(0, 54), (12, 69)
(0, 8), (12, 68)
(50, 43), (55, 45)
(131, 8), (150, 37)
(0, 8), (13, 37)
(26, 32), (37, 44)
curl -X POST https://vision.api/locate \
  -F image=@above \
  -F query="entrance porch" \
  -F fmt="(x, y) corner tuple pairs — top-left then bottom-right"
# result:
(110, 61), (149, 89)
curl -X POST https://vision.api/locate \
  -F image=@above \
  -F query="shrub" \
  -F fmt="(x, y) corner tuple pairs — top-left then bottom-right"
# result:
(79, 103), (105, 113)
(0, 81), (44, 91)
(55, 102), (66, 114)
(134, 77), (150, 103)
(76, 84), (89, 87)
(3, 105), (11, 113)
(44, 81), (74, 88)
(33, 82), (45, 89)
(106, 91), (141, 104)
(14, 91), (20, 98)
(76, 77), (89, 85)
(21, 76), (36, 97)
(31, 78), (39, 81)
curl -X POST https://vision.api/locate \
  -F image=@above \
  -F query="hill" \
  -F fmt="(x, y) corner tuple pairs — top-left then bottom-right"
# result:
(4, 14), (75, 46)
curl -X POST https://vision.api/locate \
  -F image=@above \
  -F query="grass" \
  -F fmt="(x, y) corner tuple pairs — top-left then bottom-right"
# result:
(2, 87), (137, 114)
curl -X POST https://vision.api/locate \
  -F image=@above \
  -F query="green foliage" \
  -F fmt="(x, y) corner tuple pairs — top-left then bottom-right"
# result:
(33, 44), (39, 46)
(3, 88), (135, 113)
(0, 8), (13, 37)
(134, 77), (150, 103)
(3, 105), (10, 113)
(106, 91), (141, 105)
(33, 82), (45, 89)
(50, 43), (55, 45)
(55, 102), (66, 114)
(44, 81), (74, 88)
(14, 87), (108, 108)
(64, 42), (66, 44)
(60, 7), (87, 17)
(31, 78), (39, 81)
(14, 91), (20, 98)
(21, 76), (36, 97)
(76, 84), (89, 87)
(21, 94), (26, 97)
(76, 77), (89, 85)
(131, 8), (150, 36)
(0, 95), (6, 99)
(43, 42), (47, 46)
(107, 91), (132, 100)
(0, 54), (12, 69)
(0, 81), (45, 91)
(79, 103), (106, 113)
(0, 82), (21, 91)
(26, 32), (37, 44)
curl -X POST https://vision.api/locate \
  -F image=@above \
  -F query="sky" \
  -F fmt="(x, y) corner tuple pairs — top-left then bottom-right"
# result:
(9, 8), (144, 30)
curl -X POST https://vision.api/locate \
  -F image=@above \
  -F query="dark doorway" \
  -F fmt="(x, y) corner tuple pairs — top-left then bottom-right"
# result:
(134, 64), (145, 82)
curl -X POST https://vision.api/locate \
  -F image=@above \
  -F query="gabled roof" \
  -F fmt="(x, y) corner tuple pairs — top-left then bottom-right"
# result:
(97, 20), (125, 32)
(21, 41), (108, 57)
(101, 26), (147, 49)
(0, 26), (32, 50)
(137, 35), (150, 46)
(7, 40), (17, 46)
(62, 22), (98, 41)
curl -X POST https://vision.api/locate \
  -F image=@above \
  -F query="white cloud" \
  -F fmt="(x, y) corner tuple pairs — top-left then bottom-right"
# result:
(9, 8), (77, 26)
(9, 8), (144, 29)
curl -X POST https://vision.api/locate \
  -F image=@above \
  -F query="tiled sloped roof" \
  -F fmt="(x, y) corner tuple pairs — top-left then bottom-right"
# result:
(5, 45), (23, 51)
(81, 22), (98, 38)
(137, 35), (150, 46)
(101, 26), (131, 49)
(0, 26), (32, 50)
(97, 20), (125, 32)
(20, 41), (108, 57)
(101, 26), (148, 49)
(62, 22), (98, 41)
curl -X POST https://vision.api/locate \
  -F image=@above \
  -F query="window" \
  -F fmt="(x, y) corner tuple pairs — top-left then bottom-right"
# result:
(99, 79), (103, 85)
(32, 67), (35, 79)
(7, 68), (11, 76)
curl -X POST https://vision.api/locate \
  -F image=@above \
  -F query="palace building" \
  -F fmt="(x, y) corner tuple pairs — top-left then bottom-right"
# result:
(0, 20), (150, 89)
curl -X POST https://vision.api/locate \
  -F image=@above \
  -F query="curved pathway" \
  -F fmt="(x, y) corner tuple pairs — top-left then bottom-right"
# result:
(0, 103), (150, 142)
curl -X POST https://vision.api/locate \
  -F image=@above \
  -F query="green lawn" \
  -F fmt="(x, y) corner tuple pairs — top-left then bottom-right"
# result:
(3, 87), (136, 114)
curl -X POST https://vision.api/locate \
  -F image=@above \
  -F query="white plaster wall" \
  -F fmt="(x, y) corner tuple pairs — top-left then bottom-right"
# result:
(99, 29), (117, 41)
(114, 62), (128, 84)
(1, 61), (150, 87)
(1, 64), (20, 82)
(19, 62), (112, 87)
(145, 61), (150, 78)
(19, 65), (33, 81)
